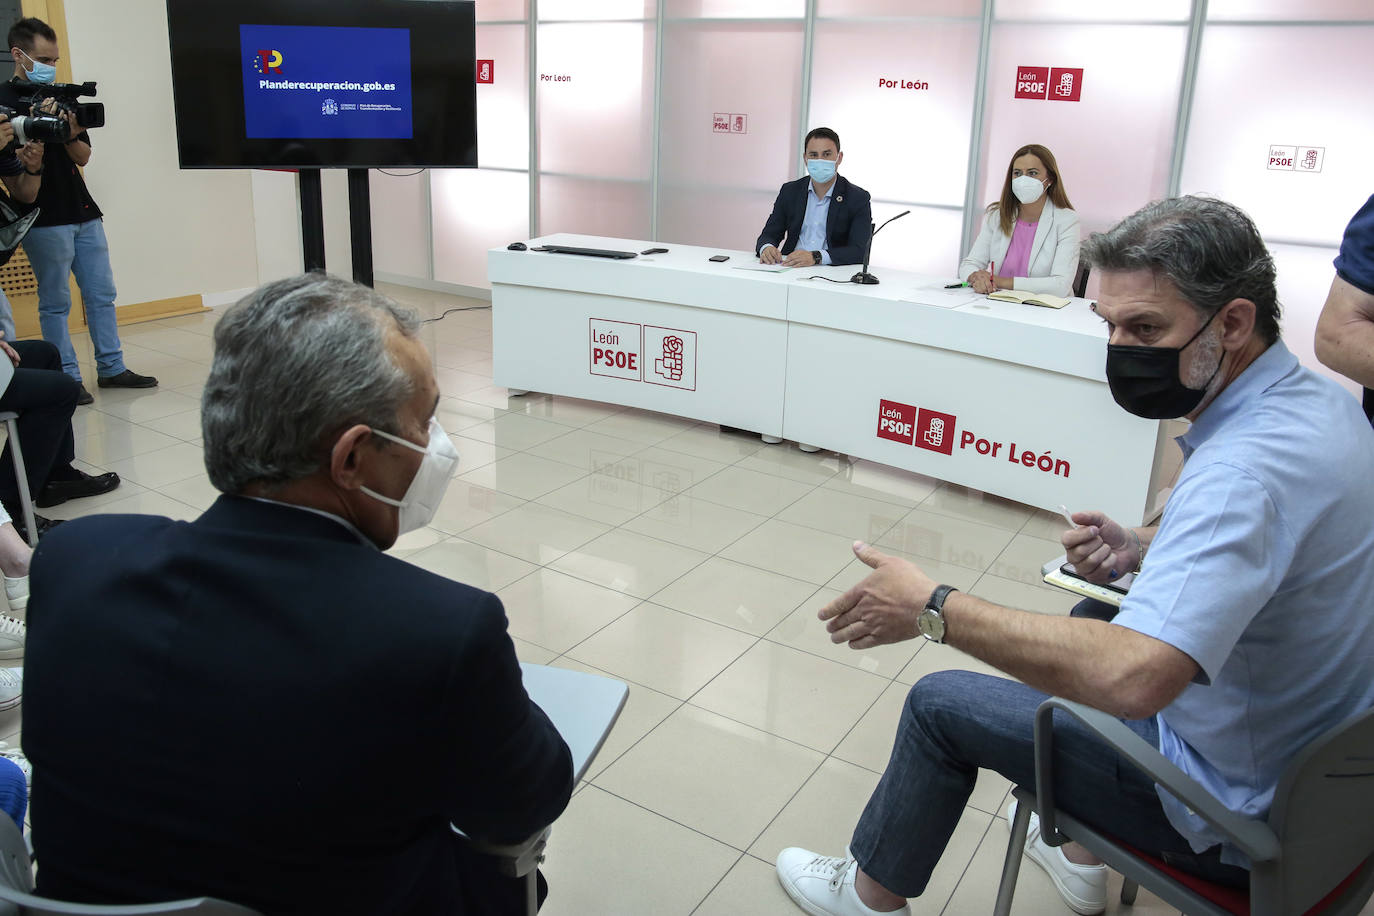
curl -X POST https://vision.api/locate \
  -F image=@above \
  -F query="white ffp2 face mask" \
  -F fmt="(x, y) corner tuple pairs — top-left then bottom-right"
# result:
(360, 417), (459, 535)
(1011, 175), (1046, 205)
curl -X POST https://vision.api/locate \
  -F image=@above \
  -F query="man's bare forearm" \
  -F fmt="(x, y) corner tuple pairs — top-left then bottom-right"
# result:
(1316, 277), (1374, 389)
(940, 591), (1194, 719)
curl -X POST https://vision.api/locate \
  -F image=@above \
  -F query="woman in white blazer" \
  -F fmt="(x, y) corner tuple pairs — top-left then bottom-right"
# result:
(958, 144), (1080, 298)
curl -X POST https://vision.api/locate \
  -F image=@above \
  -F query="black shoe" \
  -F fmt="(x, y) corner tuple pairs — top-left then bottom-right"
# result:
(35, 470), (121, 508)
(96, 369), (158, 389)
(76, 384), (93, 406)
(11, 514), (62, 543)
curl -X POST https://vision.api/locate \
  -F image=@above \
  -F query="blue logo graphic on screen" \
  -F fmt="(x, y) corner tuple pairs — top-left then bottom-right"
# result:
(240, 24), (413, 140)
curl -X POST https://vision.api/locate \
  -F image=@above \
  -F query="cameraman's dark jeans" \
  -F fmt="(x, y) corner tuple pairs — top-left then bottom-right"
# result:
(848, 599), (1250, 898)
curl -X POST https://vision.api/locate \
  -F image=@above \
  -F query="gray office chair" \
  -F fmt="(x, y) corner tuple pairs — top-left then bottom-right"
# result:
(0, 350), (37, 547)
(1072, 261), (1090, 299)
(0, 808), (261, 916)
(465, 663), (629, 916)
(0, 412), (37, 549)
(994, 698), (1374, 916)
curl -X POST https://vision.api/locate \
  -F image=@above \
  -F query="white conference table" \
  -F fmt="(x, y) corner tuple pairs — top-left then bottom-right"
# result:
(489, 234), (1171, 525)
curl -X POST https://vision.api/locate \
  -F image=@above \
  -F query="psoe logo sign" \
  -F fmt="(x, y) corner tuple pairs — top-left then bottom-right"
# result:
(476, 59), (494, 84)
(875, 400), (957, 456)
(914, 408), (957, 456)
(1014, 66), (1083, 101)
(252, 49), (283, 75)
(1268, 145), (1324, 172)
(645, 325), (697, 391)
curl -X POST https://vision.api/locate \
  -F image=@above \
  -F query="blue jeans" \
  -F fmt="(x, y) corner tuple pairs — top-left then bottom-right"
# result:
(0, 757), (25, 829)
(20, 220), (127, 382)
(850, 605), (1250, 897)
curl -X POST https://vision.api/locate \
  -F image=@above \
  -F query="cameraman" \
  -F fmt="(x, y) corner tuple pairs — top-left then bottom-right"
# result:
(1, 17), (155, 404)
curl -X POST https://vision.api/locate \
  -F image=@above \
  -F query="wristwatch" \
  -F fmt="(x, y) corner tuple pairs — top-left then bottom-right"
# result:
(811, 250), (822, 265)
(917, 585), (958, 644)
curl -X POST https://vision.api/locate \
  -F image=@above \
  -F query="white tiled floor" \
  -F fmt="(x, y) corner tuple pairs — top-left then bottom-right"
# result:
(11, 282), (1359, 916)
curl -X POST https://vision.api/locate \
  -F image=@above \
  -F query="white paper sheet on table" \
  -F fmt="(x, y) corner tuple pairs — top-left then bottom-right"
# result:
(732, 263), (792, 273)
(897, 287), (983, 308)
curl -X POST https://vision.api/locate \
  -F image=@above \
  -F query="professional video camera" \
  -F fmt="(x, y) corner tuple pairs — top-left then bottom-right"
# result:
(0, 104), (69, 154)
(0, 79), (105, 157)
(10, 79), (105, 130)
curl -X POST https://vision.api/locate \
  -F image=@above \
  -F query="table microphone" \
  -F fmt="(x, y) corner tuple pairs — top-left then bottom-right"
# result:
(851, 210), (911, 285)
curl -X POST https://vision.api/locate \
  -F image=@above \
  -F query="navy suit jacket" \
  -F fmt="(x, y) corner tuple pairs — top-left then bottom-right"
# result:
(24, 495), (573, 915)
(755, 175), (873, 267)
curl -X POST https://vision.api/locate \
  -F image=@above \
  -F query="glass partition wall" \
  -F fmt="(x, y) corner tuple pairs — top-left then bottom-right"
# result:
(368, 0), (1374, 393)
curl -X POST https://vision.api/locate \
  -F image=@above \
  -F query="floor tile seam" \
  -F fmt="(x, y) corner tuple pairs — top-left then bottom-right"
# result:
(751, 628), (912, 685)
(818, 474), (930, 511)
(867, 544), (997, 578)
(514, 435), (654, 474)
(575, 782), (753, 858)
(904, 500), (1037, 536)
(457, 460), (597, 503)
(734, 753), (831, 861)
(821, 683), (905, 773)
(677, 693), (846, 759)
(632, 596), (782, 640)
(770, 508), (906, 551)
(427, 493), (530, 539)
(686, 850), (749, 916)
(460, 509), (613, 566)
(506, 596), (643, 659)
(702, 548), (846, 590)
(114, 467), (209, 494)
(936, 815), (999, 916)
(652, 576), (828, 640)
(616, 497), (773, 558)
(543, 655), (689, 779)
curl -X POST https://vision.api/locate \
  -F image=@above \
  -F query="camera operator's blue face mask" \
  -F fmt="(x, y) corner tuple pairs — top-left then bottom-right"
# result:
(16, 49), (56, 84)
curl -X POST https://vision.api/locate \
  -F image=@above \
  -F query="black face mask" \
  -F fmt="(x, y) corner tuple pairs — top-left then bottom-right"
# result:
(1106, 308), (1224, 419)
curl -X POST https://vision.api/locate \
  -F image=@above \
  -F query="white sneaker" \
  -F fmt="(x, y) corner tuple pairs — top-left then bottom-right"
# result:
(4, 576), (26, 613)
(1007, 800), (1107, 915)
(0, 618), (21, 661)
(0, 742), (30, 787)
(775, 847), (911, 916)
(0, 667), (19, 712)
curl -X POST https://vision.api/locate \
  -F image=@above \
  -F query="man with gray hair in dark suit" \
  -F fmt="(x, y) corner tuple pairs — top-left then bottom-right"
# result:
(23, 274), (573, 915)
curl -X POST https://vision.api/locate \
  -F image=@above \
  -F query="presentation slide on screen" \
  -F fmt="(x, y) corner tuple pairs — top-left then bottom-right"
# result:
(240, 24), (413, 140)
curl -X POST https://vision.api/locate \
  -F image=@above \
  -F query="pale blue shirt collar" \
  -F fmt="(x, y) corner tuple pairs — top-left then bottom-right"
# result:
(245, 496), (378, 549)
(798, 180), (836, 265)
(1177, 339), (1294, 460)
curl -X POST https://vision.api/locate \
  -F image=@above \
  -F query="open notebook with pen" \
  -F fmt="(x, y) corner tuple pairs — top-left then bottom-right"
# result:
(986, 290), (1072, 309)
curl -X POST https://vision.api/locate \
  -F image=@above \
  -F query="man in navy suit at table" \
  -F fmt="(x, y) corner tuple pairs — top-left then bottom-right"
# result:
(756, 126), (873, 268)
(23, 274), (573, 915)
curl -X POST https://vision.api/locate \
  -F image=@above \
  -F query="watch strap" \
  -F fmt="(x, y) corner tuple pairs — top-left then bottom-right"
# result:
(927, 584), (958, 612)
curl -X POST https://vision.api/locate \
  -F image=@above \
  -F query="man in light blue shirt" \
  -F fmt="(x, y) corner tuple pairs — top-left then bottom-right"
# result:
(756, 127), (872, 268)
(771, 197), (1374, 916)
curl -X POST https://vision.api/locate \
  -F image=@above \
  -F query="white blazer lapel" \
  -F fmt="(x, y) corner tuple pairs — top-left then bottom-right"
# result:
(1027, 200), (1054, 269)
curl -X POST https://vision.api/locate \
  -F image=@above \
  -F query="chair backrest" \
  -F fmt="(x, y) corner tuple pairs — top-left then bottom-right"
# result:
(1072, 261), (1090, 299)
(1265, 705), (1374, 915)
(0, 810), (260, 915)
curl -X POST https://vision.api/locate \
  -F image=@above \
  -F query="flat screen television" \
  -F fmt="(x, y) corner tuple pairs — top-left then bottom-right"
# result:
(165, 0), (476, 169)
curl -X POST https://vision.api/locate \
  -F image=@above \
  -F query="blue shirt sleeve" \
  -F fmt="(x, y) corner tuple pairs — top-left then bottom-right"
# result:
(0, 156), (22, 177)
(1334, 194), (1374, 295)
(1111, 461), (1295, 684)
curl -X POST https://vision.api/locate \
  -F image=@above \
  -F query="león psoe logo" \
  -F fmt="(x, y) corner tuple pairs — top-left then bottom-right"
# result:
(253, 49), (284, 75)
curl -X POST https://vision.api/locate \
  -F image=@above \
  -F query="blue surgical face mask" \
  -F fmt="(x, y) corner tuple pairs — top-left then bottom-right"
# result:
(17, 49), (56, 85)
(806, 159), (837, 184)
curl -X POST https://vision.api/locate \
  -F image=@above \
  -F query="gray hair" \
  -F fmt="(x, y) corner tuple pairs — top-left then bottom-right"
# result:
(202, 274), (422, 494)
(1082, 196), (1280, 343)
